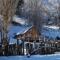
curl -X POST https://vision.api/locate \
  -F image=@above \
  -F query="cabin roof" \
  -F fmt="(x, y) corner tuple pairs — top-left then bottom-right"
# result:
(13, 15), (28, 25)
(16, 25), (33, 35)
(41, 25), (60, 39)
(8, 24), (32, 44)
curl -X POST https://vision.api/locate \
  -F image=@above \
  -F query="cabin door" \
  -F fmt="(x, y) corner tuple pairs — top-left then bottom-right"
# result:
(25, 43), (33, 55)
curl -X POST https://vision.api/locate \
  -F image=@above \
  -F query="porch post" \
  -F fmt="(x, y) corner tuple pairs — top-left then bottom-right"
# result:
(22, 38), (24, 55)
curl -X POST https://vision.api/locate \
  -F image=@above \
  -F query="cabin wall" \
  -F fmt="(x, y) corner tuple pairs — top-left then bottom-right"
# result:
(17, 27), (39, 41)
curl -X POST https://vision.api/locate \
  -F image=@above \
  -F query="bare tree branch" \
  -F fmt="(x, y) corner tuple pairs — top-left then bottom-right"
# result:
(0, 0), (19, 42)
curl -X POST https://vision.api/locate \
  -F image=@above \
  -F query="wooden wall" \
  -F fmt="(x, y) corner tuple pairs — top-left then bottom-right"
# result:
(17, 26), (39, 41)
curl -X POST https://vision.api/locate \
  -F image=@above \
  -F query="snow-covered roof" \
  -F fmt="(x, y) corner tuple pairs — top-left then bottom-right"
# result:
(13, 15), (28, 25)
(8, 25), (24, 44)
(41, 25), (60, 39)
(43, 25), (60, 30)
(16, 26), (33, 35)
(8, 24), (32, 44)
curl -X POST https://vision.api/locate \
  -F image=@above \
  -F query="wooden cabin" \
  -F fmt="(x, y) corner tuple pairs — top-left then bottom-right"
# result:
(14, 26), (40, 55)
(15, 26), (39, 42)
(14, 26), (57, 55)
(14, 26), (58, 55)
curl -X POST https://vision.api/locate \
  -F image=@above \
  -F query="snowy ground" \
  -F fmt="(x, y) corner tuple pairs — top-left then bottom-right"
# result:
(0, 54), (60, 60)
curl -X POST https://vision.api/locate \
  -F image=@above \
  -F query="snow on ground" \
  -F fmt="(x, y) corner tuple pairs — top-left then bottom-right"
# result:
(0, 54), (60, 60)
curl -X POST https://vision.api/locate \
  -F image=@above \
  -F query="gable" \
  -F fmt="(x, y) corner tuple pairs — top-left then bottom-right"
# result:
(16, 26), (39, 41)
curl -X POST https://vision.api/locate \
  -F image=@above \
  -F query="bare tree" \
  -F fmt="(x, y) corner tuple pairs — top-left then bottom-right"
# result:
(20, 0), (60, 33)
(44, 0), (60, 26)
(22, 0), (44, 34)
(0, 0), (19, 55)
